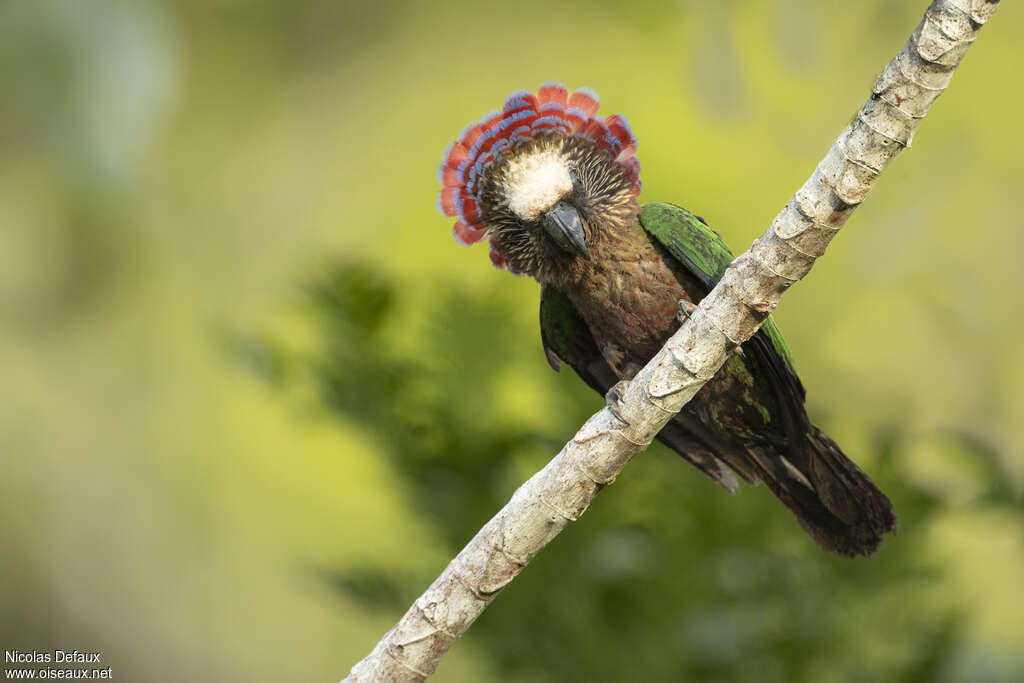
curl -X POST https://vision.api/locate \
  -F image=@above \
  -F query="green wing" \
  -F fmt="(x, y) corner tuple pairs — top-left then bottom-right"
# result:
(639, 201), (811, 473)
(638, 202), (798, 375)
(540, 284), (618, 393)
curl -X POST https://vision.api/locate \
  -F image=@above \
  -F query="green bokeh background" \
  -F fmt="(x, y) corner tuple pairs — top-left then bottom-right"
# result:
(2, 1), (1022, 681)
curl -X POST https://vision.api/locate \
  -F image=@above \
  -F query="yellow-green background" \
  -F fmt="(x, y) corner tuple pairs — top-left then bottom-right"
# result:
(2, 1), (1022, 681)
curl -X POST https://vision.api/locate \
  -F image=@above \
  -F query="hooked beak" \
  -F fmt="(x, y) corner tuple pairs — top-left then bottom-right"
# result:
(542, 202), (589, 260)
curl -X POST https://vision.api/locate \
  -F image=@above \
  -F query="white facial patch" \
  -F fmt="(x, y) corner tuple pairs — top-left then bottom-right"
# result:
(503, 147), (573, 222)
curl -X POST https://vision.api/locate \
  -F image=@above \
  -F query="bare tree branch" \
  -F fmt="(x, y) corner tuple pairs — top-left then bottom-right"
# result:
(343, 1), (1000, 680)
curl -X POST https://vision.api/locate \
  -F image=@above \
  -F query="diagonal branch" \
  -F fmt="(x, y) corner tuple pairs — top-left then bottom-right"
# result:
(343, 1), (1000, 680)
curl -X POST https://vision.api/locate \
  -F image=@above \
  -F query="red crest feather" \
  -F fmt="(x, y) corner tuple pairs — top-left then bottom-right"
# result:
(437, 83), (640, 272)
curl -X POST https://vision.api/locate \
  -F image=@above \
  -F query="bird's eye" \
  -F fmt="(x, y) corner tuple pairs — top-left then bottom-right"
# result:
(569, 170), (584, 197)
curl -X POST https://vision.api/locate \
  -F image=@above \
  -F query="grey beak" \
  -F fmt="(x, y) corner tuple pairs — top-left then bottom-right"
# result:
(542, 202), (589, 260)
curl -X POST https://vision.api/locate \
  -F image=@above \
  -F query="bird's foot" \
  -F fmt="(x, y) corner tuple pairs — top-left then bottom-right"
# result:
(676, 299), (697, 323)
(605, 380), (631, 424)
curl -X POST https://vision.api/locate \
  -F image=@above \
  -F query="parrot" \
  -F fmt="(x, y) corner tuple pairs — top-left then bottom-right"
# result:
(437, 83), (896, 557)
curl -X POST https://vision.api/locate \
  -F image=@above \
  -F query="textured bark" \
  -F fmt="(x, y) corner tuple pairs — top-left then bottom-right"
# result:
(343, 2), (999, 680)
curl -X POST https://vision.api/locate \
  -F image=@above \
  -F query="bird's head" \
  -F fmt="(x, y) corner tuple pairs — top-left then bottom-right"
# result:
(438, 83), (641, 283)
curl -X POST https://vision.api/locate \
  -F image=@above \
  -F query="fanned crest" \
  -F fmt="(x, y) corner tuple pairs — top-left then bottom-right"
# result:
(437, 83), (641, 272)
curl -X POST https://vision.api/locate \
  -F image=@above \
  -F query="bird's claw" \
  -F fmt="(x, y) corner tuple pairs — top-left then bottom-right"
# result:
(605, 380), (630, 424)
(676, 299), (697, 323)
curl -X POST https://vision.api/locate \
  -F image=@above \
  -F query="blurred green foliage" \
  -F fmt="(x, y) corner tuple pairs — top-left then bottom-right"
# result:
(296, 262), (1021, 682)
(1, 1), (1022, 682)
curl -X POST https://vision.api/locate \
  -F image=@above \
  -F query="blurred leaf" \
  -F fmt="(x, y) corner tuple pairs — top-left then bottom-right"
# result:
(318, 566), (409, 612)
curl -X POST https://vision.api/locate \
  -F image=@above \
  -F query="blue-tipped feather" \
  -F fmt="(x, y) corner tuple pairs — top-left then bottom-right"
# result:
(538, 101), (566, 114)
(510, 125), (532, 144)
(503, 91), (535, 111)
(492, 138), (511, 156)
(573, 86), (600, 104)
(501, 108), (534, 129)
(532, 115), (570, 135)
(453, 191), (465, 222)
(611, 114), (637, 145)
(457, 120), (478, 141)
(441, 139), (456, 161)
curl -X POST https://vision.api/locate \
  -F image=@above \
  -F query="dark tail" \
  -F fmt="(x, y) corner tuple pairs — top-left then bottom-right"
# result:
(756, 426), (897, 557)
(666, 411), (897, 557)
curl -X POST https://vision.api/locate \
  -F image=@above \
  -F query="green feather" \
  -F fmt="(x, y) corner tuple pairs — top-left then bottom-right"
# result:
(638, 202), (797, 374)
(540, 284), (594, 371)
